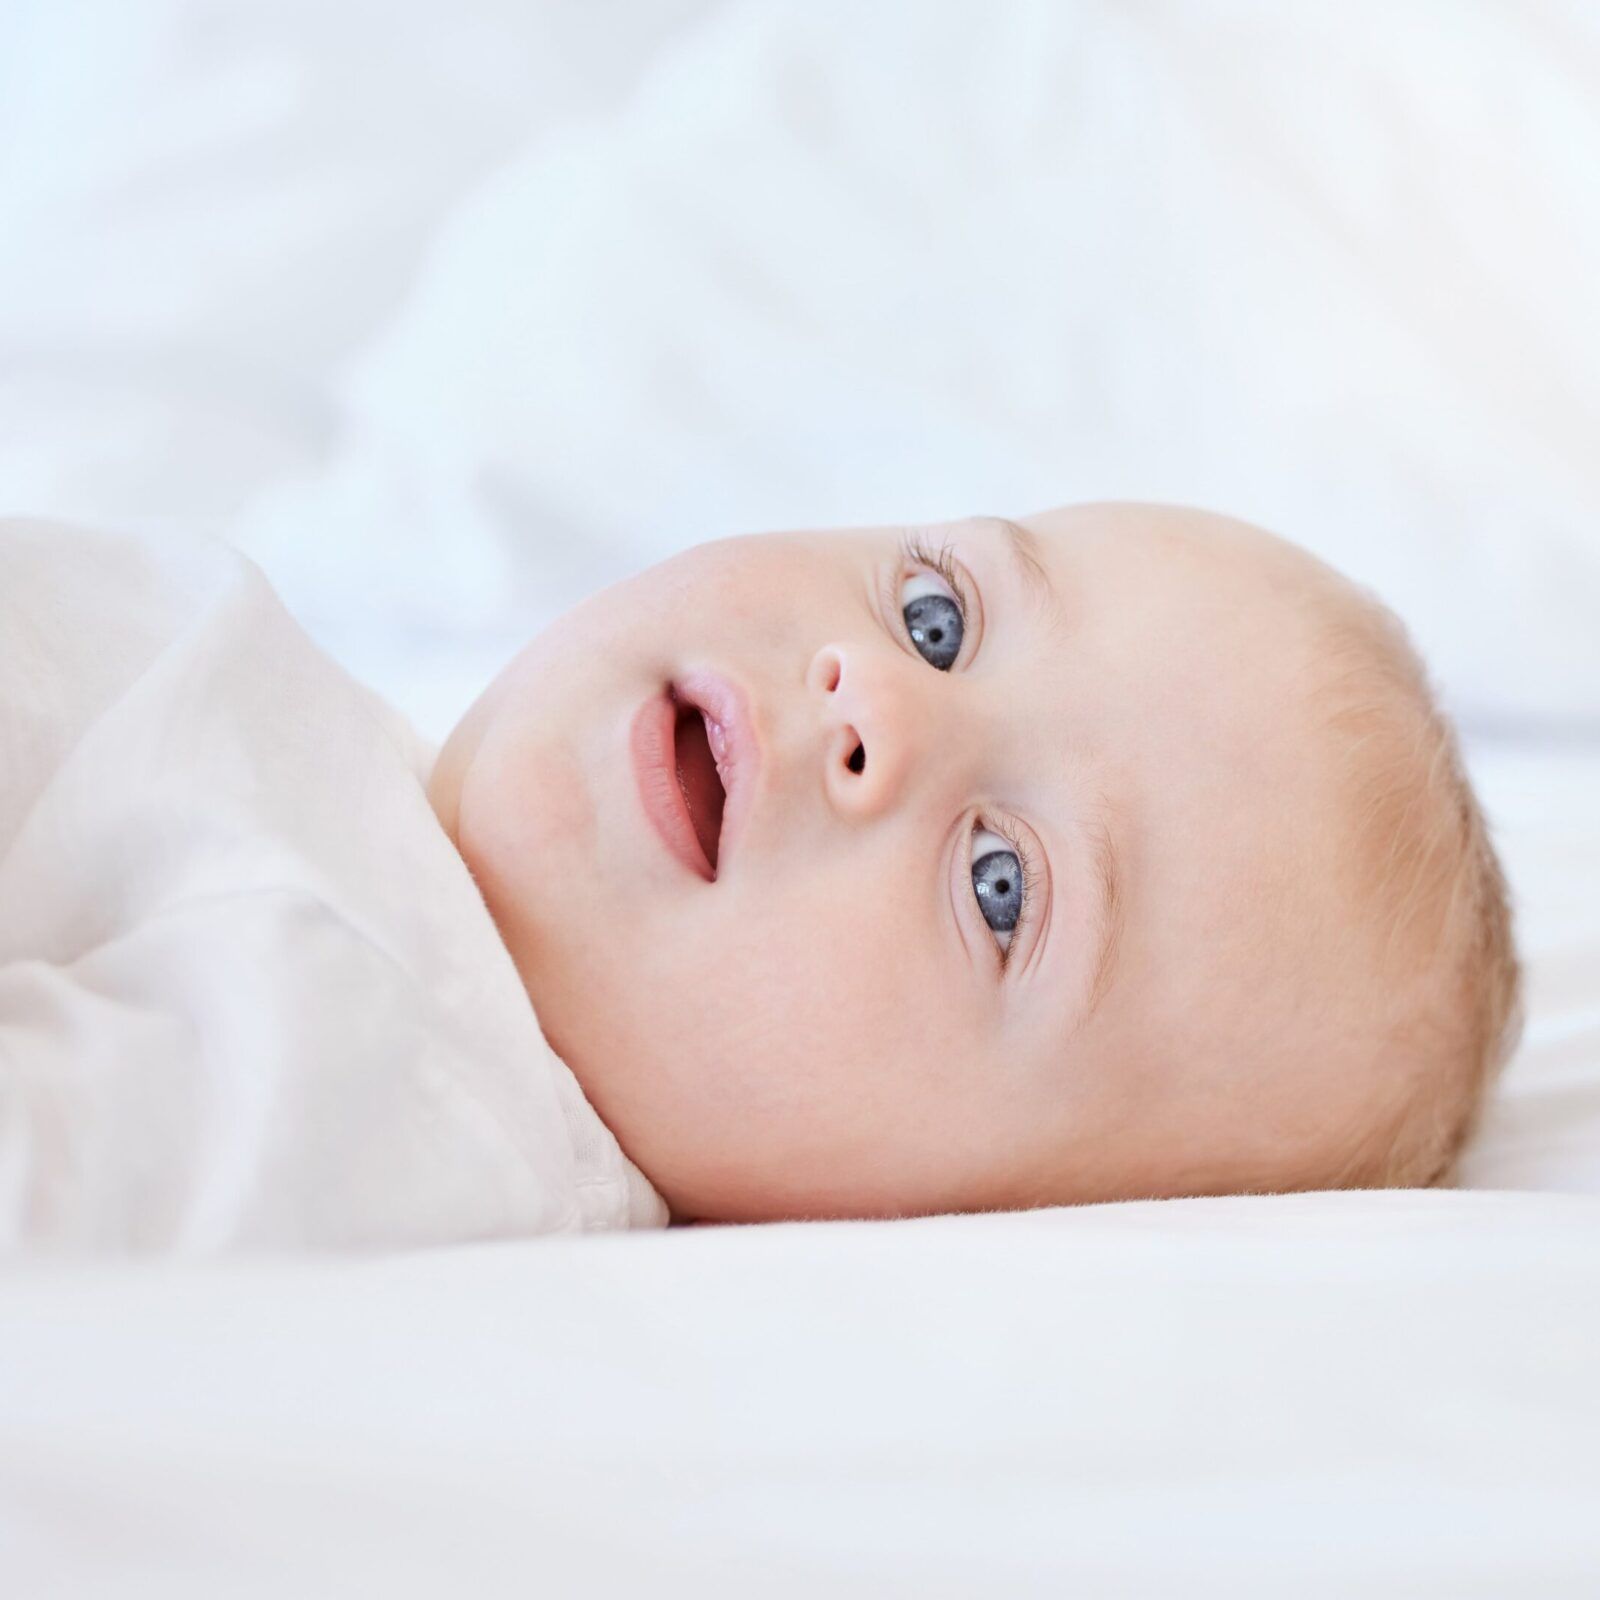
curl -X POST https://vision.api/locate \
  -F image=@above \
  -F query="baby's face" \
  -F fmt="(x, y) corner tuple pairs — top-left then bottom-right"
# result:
(429, 504), (1381, 1221)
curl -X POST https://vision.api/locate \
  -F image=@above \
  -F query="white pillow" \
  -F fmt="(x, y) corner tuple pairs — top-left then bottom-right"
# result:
(1458, 743), (1600, 1193)
(326, 0), (1600, 734)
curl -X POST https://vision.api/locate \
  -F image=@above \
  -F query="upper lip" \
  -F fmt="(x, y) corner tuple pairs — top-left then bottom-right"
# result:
(670, 668), (760, 877)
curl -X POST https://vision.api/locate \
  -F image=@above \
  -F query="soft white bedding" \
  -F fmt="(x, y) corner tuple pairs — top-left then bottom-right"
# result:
(2, 1), (1598, 1592)
(0, 523), (664, 1251)
(1457, 747), (1600, 1195)
(1, 744), (1596, 1593)
(2, 1188), (1598, 1597)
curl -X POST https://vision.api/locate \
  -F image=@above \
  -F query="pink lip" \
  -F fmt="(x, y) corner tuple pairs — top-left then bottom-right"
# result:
(629, 670), (760, 882)
(674, 669), (758, 875)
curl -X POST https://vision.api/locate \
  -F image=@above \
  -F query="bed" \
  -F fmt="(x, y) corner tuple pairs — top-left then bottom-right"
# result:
(2, 2), (1598, 1592)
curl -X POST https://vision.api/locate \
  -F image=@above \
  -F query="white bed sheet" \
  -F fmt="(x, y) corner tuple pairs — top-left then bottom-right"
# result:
(1456, 746), (1600, 1195)
(2, 1200), (1597, 1598)
(1, 743), (1597, 1595)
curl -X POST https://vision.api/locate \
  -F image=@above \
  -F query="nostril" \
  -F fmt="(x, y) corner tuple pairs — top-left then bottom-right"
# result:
(807, 647), (844, 696)
(846, 742), (865, 775)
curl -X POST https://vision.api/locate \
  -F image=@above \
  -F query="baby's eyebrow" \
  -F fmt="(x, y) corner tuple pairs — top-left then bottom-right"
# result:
(994, 518), (1063, 629)
(1083, 803), (1126, 1022)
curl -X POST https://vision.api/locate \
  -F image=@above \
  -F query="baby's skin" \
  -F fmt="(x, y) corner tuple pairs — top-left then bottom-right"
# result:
(426, 504), (1460, 1223)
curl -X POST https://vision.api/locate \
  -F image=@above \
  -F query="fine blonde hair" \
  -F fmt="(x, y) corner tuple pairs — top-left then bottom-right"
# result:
(1313, 588), (1524, 1189)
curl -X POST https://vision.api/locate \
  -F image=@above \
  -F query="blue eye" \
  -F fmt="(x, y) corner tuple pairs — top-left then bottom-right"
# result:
(971, 827), (1023, 953)
(900, 573), (964, 670)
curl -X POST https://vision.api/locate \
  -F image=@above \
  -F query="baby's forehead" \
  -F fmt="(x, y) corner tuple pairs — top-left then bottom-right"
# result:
(1015, 503), (1332, 587)
(1004, 507), (1341, 676)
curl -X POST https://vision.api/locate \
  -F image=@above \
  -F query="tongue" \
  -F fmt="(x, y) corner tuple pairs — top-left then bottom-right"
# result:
(674, 709), (726, 872)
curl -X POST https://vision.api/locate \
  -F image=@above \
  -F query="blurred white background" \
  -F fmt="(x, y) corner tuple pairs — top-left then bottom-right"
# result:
(3, 0), (1598, 743)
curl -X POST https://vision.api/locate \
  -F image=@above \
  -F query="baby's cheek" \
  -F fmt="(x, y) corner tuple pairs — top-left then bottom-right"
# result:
(521, 740), (599, 859)
(460, 730), (598, 941)
(695, 891), (919, 1116)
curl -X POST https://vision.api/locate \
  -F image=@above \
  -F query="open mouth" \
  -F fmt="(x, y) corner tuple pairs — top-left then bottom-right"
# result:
(631, 671), (756, 884)
(672, 698), (729, 875)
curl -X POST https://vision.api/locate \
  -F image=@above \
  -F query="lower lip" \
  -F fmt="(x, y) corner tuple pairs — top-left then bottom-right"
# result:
(630, 691), (714, 881)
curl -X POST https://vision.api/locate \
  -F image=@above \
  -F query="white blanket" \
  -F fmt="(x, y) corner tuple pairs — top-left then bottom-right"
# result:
(0, 521), (665, 1250)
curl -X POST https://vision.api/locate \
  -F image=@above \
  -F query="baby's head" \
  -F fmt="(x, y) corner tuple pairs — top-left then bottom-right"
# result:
(428, 504), (1522, 1222)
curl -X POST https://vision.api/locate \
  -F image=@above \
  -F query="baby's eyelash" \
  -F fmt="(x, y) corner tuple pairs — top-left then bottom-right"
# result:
(979, 815), (1038, 969)
(899, 533), (968, 619)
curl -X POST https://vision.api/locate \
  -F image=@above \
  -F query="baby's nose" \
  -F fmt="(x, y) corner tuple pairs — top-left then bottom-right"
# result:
(806, 643), (920, 819)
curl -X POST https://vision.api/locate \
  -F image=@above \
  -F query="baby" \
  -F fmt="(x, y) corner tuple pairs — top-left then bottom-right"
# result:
(0, 503), (1522, 1249)
(428, 503), (1523, 1223)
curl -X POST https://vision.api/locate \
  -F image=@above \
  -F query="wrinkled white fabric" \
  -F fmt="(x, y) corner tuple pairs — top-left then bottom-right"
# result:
(0, 520), (667, 1251)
